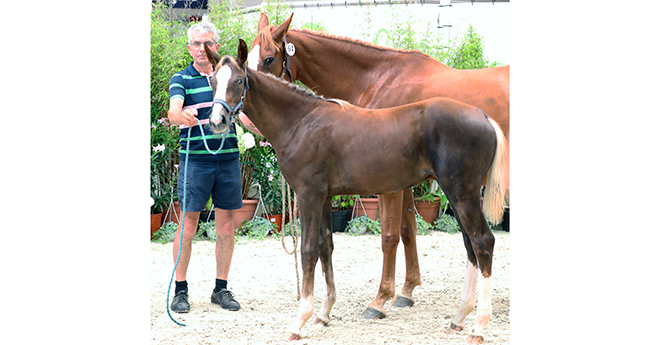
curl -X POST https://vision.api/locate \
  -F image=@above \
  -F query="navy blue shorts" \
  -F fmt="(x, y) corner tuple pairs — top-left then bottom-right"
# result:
(177, 158), (243, 212)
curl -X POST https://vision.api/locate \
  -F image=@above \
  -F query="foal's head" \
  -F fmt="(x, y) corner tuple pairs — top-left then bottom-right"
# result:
(247, 13), (293, 78)
(204, 39), (250, 134)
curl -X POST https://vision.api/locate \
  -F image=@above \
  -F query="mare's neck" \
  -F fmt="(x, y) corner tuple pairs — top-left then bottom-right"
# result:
(288, 30), (445, 102)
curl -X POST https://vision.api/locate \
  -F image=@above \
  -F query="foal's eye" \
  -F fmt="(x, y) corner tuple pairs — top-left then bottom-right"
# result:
(237, 79), (243, 86)
(264, 57), (275, 65)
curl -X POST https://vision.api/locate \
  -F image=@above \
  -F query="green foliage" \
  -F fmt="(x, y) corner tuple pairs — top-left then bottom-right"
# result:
(199, 221), (216, 241)
(151, 1), (190, 123)
(151, 118), (180, 214)
(361, 9), (500, 70)
(445, 25), (501, 69)
(152, 221), (179, 244)
(207, 0), (258, 58)
(237, 217), (276, 243)
(332, 195), (356, 210)
(346, 215), (381, 236)
(300, 22), (327, 32)
(434, 214), (461, 234)
(415, 214), (433, 235)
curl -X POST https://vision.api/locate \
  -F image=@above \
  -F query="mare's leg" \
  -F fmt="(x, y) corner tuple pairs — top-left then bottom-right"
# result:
(393, 187), (422, 307)
(287, 195), (325, 341)
(449, 196), (495, 344)
(361, 191), (403, 319)
(315, 198), (337, 325)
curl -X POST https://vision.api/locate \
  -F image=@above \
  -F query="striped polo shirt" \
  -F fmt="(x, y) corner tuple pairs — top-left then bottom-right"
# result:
(169, 61), (239, 161)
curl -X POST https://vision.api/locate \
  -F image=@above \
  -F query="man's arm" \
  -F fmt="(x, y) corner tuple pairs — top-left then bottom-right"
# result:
(168, 97), (198, 127)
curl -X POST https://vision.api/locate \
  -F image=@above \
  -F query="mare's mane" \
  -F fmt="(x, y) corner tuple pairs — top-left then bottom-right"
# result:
(294, 29), (431, 58)
(256, 25), (432, 59)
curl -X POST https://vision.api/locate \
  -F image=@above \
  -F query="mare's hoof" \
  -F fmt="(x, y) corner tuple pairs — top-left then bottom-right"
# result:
(313, 317), (329, 326)
(450, 323), (464, 331)
(361, 306), (386, 319)
(468, 334), (485, 344)
(286, 332), (301, 341)
(392, 294), (415, 307)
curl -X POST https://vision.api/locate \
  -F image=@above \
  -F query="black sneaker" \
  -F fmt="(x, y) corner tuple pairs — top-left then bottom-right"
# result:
(211, 288), (240, 311)
(171, 290), (190, 313)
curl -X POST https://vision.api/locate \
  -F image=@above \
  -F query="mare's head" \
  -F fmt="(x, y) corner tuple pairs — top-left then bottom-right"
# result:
(203, 39), (250, 134)
(247, 13), (293, 78)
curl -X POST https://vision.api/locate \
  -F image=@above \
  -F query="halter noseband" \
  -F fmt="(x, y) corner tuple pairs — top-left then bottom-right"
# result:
(213, 67), (250, 119)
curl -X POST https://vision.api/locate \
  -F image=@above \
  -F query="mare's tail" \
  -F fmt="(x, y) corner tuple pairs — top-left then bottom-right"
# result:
(483, 118), (507, 224)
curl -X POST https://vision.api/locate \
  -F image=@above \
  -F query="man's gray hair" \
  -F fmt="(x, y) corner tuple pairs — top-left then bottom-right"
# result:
(187, 20), (219, 44)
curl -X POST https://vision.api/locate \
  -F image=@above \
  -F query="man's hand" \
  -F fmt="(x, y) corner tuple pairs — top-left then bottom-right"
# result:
(168, 98), (198, 127)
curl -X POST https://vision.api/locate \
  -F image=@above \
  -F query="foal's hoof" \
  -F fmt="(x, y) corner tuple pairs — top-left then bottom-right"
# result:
(285, 332), (301, 341)
(313, 317), (329, 326)
(450, 323), (464, 331)
(467, 334), (485, 344)
(361, 306), (386, 319)
(392, 294), (415, 307)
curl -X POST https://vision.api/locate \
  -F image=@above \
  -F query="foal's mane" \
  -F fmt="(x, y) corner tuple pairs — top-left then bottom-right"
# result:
(233, 55), (351, 109)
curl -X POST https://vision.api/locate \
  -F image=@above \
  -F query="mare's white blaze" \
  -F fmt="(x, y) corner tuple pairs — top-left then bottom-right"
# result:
(451, 261), (479, 329)
(247, 44), (260, 71)
(210, 64), (233, 125)
(289, 294), (314, 335)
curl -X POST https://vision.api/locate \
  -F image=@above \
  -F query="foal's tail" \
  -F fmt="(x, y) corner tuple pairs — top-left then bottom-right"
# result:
(483, 118), (507, 225)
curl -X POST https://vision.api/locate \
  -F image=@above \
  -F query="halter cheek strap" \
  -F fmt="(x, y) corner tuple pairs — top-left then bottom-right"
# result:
(280, 35), (294, 83)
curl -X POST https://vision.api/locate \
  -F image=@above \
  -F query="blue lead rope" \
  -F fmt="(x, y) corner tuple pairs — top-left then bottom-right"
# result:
(166, 118), (230, 326)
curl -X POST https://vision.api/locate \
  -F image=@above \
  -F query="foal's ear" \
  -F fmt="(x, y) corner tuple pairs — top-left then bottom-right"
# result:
(204, 42), (222, 66)
(258, 12), (269, 31)
(272, 13), (293, 42)
(237, 39), (248, 65)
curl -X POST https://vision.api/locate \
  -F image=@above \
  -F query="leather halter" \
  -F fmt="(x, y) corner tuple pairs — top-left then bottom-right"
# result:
(213, 67), (250, 119)
(279, 35), (294, 83)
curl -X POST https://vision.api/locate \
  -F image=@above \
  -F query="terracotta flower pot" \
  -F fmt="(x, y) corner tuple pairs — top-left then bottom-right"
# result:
(264, 214), (283, 234)
(414, 198), (441, 224)
(352, 197), (379, 221)
(234, 199), (259, 230)
(150, 213), (163, 240)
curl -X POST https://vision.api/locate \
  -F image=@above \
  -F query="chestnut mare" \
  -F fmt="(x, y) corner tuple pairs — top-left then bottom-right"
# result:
(205, 40), (506, 343)
(248, 13), (509, 342)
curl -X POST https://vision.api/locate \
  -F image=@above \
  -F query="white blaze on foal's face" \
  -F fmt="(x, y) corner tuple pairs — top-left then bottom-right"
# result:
(210, 64), (234, 128)
(247, 44), (260, 71)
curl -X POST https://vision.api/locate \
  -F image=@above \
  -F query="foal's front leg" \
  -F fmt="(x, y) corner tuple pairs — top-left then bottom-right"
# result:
(393, 187), (422, 307)
(362, 191), (403, 319)
(314, 198), (336, 325)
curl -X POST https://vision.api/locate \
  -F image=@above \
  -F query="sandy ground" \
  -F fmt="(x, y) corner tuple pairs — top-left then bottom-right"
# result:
(151, 230), (509, 344)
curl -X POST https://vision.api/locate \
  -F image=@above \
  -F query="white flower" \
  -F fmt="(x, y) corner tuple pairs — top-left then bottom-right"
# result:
(153, 144), (165, 152)
(242, 132), (255, 150)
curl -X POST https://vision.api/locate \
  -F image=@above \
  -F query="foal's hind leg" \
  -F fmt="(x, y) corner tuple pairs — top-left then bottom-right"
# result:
(449, 197), (495, 344)
(393, 187), (422, 307)
(314, 198), (336, 326)
(361, 191), (403, 319)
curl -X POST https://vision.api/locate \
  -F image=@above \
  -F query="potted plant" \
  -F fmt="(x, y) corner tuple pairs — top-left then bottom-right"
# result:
(237, 217), (276, 242)
(331, 195), (356, 233)
(150, 116), (180, 238)
(413, 180), (450, 224)
(351, 195), (379, 221)
(346, 215), (381, 236)
(247, 136), (292, 233)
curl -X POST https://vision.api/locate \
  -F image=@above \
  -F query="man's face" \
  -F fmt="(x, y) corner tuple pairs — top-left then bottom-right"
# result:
(187, 32), (219, 66)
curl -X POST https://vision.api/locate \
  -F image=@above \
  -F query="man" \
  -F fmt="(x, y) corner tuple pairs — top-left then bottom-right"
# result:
(167, 20), (241, 313)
